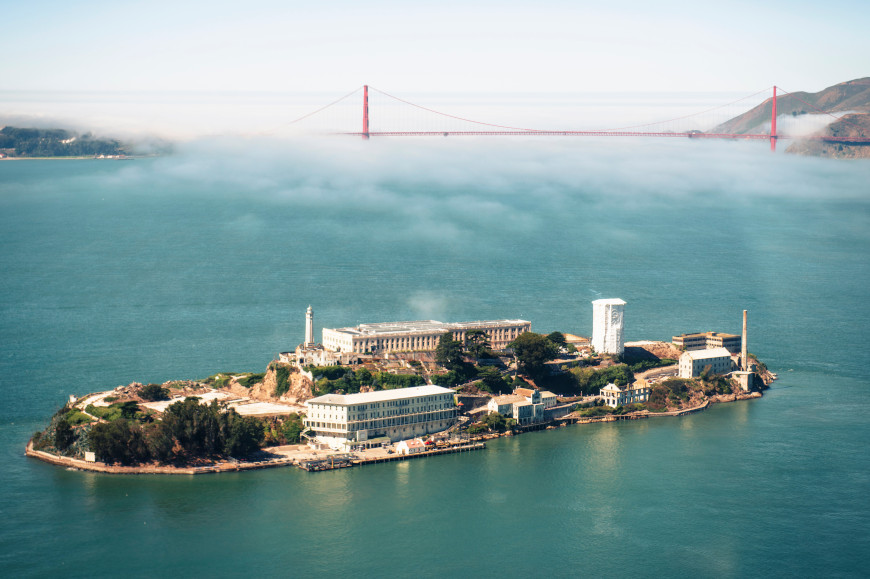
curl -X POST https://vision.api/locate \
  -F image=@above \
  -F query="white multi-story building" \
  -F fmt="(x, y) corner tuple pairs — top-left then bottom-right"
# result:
(592, 298), (626, 355)
(303, 385), (458, 451)
(486, 388), (555, 425)
(678, 347), (734, 378)
(600, 382), (651, 408)
(322, 319), (531, 355)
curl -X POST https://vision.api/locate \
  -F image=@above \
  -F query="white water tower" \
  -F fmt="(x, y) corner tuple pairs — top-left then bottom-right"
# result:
(592, 298), (626, 355)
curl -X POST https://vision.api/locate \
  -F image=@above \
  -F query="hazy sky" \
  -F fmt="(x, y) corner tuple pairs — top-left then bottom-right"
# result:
(3, 0), (868, 94)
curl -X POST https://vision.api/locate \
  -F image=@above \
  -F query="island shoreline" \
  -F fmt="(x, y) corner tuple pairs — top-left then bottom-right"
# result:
(25, 390), (762, 475)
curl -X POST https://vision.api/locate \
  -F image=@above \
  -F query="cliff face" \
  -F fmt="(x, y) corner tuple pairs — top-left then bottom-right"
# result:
(224, 363), (313, 404)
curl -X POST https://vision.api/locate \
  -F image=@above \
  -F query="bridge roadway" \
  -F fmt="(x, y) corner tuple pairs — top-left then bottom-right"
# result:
(343, 131), (870, 144)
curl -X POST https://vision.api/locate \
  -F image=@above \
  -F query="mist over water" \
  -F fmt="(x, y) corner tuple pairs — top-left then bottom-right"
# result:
(1, 134), (869, 576)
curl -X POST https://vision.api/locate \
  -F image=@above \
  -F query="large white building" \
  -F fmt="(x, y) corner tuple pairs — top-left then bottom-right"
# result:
(600, 382), (650, 408)
(303, 385), (458, 451)
(678, 347), (734, 379)
(592, 298), (626, 355)
(322, 319), (531, 355)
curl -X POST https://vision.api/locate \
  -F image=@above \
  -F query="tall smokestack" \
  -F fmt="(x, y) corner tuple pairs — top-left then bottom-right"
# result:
(742, 310), (748, 371)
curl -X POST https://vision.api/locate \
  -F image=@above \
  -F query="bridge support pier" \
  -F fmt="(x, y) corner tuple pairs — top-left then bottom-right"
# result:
(770, 85), (777, 152)
(362, 85), (370, 140)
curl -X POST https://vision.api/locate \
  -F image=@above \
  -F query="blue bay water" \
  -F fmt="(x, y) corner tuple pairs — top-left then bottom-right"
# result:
(1, 137), (869, 577)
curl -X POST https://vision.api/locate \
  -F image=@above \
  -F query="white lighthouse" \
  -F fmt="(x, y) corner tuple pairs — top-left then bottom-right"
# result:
(591, 298), (626, 355)
(305, 305), (314, 347)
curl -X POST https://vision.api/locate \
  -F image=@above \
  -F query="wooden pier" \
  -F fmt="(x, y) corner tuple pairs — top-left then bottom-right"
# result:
(298, 443), (486, 472)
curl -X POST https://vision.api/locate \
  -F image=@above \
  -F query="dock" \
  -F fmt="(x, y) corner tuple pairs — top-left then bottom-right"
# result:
(297, 442), (486, 472)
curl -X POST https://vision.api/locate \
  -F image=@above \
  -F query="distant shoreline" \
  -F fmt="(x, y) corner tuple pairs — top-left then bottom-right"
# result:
(0, 156), (140, 161)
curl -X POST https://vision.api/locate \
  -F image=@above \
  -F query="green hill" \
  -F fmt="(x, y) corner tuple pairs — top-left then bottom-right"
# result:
(0, 127), (128, 158)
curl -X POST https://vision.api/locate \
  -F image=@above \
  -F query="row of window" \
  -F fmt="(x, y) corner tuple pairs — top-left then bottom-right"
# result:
(307, 410), (457, 432)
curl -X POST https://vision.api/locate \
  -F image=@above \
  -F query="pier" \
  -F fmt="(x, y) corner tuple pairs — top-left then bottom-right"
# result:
(298, 442), (486, 472)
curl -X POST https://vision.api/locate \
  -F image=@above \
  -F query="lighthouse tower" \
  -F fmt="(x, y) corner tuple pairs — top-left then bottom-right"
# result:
(305, 305), (314, 347)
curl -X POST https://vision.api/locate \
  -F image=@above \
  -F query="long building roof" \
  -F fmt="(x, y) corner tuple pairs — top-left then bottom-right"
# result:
(326, 319), (531, 337)
(683, 347), (733, 360)
(307, 385), (454, 406)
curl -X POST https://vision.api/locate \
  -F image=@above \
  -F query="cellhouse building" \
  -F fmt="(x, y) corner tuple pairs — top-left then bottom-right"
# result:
(321, 319), (531, 355)
(591, 298), (626, 355)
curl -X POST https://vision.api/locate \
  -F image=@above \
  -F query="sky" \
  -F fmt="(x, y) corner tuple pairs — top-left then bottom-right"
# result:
(0, 0), (867, 138)
(2, 0), (867, 94)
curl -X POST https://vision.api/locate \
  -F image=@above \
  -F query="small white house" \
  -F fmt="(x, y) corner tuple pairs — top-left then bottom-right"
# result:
(395, 438), (427, 455)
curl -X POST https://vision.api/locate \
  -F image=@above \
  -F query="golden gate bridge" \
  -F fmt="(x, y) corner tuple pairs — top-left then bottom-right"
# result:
(281, 85), (870, 152)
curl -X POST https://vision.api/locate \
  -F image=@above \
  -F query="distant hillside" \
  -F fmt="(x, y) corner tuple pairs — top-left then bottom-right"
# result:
(713, 78), (870, 134)
(0, 127), (128, 158)
(712, 78), (870, 158)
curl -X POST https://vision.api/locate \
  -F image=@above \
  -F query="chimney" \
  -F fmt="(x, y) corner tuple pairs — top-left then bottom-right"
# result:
(742, 310), (748, 371)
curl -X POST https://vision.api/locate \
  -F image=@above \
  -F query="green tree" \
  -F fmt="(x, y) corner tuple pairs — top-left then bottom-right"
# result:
(281, 414), (305, 444)
(546, 331), (568, 349)
(140, 383), (170, 401)
(55, 418), (74, 451)
(476, 366), (508, 393)
(224, 414), (265, 457)
(510, 332), (558, 377)
(118, 401), (140, 419)
(435, 332), (464, 369)
(464, 329), (491, 359)
(88, 419), (150, 465)
(356, 368), (373, 385)
(482, 412), (508, 432)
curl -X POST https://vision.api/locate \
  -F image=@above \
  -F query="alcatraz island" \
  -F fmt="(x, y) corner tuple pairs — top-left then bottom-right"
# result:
(27, 300), (775, 474)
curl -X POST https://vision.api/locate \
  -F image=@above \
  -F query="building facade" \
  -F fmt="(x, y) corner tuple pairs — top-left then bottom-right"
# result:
(678, 347), (734, 378)
(592, 298), (626, 355)
(487, 388), (556, 425)
(599, 382), (651, 408)
(322, 319), (532, 355)
(672, 331), (741, 354)
(303, 385), (458, 451)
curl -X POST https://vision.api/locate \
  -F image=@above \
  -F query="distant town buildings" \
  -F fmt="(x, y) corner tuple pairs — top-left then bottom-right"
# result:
(322, 319), (531, 355)
(303, 385), (458, 451)
(678, 347), (734, 379)
(672, 331), (741, 354)
(600, 382), (651, 408)
(592, 298), (626, 355)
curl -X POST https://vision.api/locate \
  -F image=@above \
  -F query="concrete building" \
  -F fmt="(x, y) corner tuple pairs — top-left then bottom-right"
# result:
(303, 385), (457, 451)
(322, 319), (531, 355)
(514, 387), (558, 409)
(487, 394), (526, 416)
(600, 382), (651, 408)
(678, 347), (734, 379)
(486, 388), (553, 425)
(672, 331), (741, 354)
(592, 298), (626, 355)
